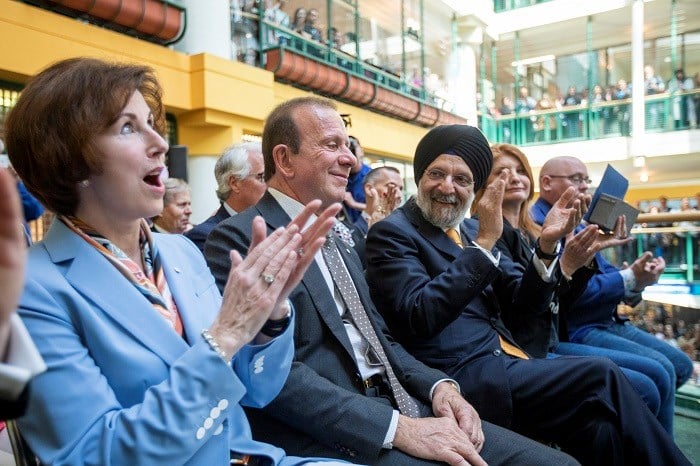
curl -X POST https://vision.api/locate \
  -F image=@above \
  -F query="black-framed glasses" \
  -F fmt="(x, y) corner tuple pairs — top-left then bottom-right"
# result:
(547, 174), (592, 185)
(425, 168), (474, 188)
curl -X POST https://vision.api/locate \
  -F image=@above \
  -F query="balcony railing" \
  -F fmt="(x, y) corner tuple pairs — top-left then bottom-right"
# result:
(601, 211), (700, 287)
(257, 20), (466, 127)
(493, 0), (554, 13)
(22, 0), (186, 45)
(480, 89), (700, 146)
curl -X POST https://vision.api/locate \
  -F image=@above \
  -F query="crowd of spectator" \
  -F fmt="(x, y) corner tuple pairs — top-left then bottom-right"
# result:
(484, 65), (700, 142)
(627, 305), (700, 386)
(229, 1), (453, 109)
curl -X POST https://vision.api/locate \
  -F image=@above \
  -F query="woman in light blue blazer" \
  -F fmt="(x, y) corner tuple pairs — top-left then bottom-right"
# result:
(6, 57), (351, 466)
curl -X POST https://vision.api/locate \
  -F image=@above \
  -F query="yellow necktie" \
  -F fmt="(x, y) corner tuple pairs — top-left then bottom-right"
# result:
(446, 228), (463, 248)
(498, 336), (530, 359)
(445, 227), (528, 359)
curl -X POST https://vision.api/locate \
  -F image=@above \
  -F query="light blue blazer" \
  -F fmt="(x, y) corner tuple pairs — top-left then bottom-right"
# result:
(17, 219), (310, 465)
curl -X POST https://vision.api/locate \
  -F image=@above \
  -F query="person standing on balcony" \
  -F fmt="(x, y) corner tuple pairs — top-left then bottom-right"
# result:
(499, 95), (515, 143)
(668, 69), (696, 129)
(303, 8), (322, 43)
(532, 156), (694, 406)
(515, 86), (537, 143)
(562, 85), (581, 138)
(643, 65), (666, 129)
(264, 0), (290, 46)
(614, 79), (631, 136)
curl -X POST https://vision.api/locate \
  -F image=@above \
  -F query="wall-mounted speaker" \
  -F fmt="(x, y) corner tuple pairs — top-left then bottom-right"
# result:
(166, 145), (188, 182)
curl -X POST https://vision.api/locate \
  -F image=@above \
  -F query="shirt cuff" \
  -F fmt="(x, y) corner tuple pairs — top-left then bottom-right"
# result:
(429, 378), (461, 400)
(382, 410), (400, 449)
(531, 254), (559, 282)
(619, 268), (637, 292)
(468, 241), (500, 266)
(0, 315), (46, 400)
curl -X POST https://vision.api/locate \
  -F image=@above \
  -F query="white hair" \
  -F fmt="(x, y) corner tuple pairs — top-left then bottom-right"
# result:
(215, 141), (262, 202)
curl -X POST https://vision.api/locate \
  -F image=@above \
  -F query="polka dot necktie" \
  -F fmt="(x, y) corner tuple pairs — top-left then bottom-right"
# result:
(322, 235), (421, 417)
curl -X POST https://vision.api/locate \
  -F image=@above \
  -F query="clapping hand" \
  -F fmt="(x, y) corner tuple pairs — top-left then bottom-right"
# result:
(0, 168), (27, 357)
(366, 184), (401, 228)
(209, 201), (340, 357)
(560, 215), (633, 276)
(539, 187), (588, 252)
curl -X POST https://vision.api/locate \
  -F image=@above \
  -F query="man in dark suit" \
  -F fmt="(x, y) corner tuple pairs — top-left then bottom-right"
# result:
(364, 124), (690, 466)
(0, 168), (45, 419)
(185, 141), (266, 252)
(205, 97), (579, 466)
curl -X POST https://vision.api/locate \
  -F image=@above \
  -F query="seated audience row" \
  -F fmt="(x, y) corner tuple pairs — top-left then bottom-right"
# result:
(4, 57), (693, 466)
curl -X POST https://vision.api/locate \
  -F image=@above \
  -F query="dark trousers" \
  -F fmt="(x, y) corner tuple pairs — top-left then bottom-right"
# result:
(452, 355), (690, 466)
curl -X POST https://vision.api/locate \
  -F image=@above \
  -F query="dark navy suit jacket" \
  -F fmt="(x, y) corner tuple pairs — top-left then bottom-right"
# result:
(185, 204), (231, 253)
(365, 197), (556, 426)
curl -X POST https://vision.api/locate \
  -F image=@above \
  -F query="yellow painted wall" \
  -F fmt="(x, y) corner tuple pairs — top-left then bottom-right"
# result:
(627, 185), (700, 204)
(0, 0), (429, 160)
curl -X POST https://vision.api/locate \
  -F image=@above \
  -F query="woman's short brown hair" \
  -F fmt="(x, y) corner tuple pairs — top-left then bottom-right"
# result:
(5, 57), (165, 215)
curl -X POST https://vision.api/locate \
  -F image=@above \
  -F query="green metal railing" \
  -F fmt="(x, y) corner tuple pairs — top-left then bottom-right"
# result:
(493, 0), (554, 13)
(257, 19), (446, 108)
(602, 224), (700, 285)
(480, 89), (700, 145)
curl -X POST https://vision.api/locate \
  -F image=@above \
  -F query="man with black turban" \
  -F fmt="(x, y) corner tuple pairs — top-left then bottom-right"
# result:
(365, 124), (691, 466)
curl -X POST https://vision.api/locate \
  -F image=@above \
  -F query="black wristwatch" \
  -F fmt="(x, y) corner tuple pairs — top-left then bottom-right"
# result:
(260, 311), (292, 337)
(535, 238), (560, 260)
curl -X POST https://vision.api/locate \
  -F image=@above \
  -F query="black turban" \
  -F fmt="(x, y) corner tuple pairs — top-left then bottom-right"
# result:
(413, 125), (493, 191)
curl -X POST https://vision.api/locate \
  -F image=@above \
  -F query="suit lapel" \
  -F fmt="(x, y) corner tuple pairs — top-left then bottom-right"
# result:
(44, 221), (189, 365)
(214, 204), (230, 223)
(255, 193), (356, 360)
(158, 246), (213, 344)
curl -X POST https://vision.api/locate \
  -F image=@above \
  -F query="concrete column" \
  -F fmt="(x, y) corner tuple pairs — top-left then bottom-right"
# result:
(630, 0), (645, 151)
(447, 44), (477, 122)
(175, 0), (232, 59)
(188, 156), (220, 224)
(446, 24), (483, 124)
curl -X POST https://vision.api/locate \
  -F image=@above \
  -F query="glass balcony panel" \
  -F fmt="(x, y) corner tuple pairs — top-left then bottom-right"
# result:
(357, 0), (402, 79)
(329, 0), (357, 69)
(231, 0), (261, 66)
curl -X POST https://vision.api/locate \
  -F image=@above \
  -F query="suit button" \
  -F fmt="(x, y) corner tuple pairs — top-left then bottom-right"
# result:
(493, 349), (502, 356)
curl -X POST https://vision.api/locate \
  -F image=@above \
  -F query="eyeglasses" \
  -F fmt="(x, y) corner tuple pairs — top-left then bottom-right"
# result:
(547, 174), (592, 185)
(425, 168), (474, 188)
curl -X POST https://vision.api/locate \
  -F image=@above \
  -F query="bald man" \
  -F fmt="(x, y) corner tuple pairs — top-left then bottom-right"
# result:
(531, 156), (693, 433)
